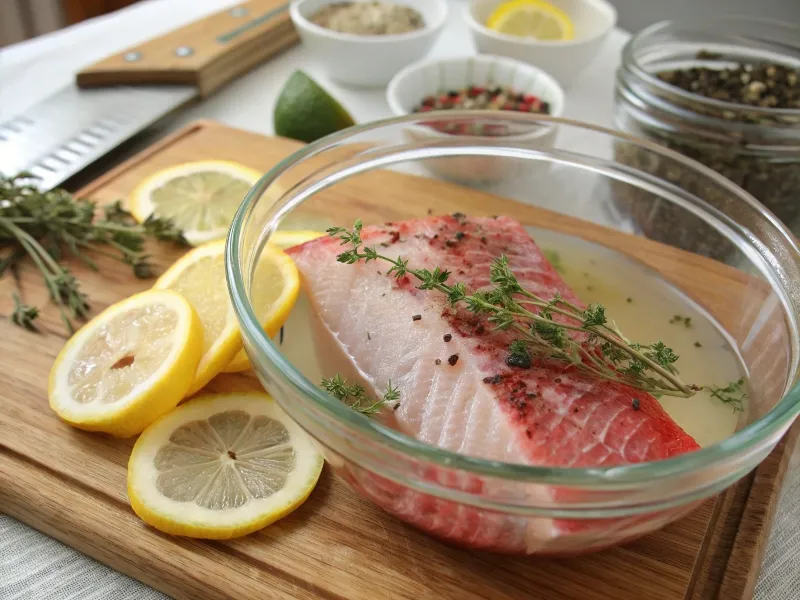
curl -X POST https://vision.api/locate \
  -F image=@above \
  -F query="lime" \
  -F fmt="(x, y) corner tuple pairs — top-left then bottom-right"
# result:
(273, 71), (355, 143)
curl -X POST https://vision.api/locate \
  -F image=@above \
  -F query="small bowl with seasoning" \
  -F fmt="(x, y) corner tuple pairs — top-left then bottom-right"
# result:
(290, 0), (448, 88)
(386, 54), (565, 184)
(465, 0), (617, 87)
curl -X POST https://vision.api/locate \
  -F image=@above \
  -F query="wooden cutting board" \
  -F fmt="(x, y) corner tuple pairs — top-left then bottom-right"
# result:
(1, 120), (796, 600)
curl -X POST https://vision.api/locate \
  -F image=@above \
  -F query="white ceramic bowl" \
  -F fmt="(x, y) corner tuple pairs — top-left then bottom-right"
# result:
(465, 0), (617, 87)
(289, 0), (448, 88)
(386, 54), (565, 183)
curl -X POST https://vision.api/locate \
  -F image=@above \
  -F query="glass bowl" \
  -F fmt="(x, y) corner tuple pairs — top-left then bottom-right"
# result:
(226, 112), (800, 556)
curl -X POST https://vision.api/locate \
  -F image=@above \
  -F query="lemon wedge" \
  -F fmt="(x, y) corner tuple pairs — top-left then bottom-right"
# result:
(127, 392), (323, 539)
(48, 290), (203, 437)
(487, 0), (574, 41)
(129, 161), (261, 246)
(222, 242), (301, 373)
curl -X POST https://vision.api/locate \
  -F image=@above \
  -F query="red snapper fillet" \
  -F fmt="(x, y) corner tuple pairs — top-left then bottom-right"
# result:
(287, 215), (700, 553)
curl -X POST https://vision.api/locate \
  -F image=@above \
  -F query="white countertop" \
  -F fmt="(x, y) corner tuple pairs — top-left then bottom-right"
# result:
(0, 0), (620, 139)
(1, 1), (798, 598)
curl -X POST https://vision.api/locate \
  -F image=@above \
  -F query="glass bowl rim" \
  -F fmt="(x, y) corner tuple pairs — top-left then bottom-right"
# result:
(621, 16), (800, 120)
(226, 111), (800, 486)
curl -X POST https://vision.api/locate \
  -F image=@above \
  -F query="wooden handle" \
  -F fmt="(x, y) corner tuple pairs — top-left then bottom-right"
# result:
(76, 0), (297, 97)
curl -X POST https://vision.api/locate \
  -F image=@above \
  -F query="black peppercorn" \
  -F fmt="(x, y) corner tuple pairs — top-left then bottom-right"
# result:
(505, 353), (531, 369)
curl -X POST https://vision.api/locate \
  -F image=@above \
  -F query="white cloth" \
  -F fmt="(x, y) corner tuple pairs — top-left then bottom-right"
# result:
(0, 1), (797, 598)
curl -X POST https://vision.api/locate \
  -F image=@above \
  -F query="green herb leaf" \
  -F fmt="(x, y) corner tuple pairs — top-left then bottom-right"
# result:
(708, 378), (747, 413)
(320, 374), (401, 415)
(10, 292), (39, 332)
(582, 304), (607, 327)
(1, 172), (187, 335)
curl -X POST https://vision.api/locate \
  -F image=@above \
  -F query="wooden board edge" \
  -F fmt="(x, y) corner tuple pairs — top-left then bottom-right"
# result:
(720, 420), (800, 598)
(0, 448), (325, 600)
(74, 120), (226, 198)
(687, 472), (756, 600)
(688, 419), (800, 599)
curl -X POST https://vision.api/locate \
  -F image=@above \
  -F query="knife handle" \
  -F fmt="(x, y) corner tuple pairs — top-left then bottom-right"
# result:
(76, 0), (296, 97)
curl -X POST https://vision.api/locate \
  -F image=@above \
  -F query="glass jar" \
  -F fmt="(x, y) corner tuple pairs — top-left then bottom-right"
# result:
(613, 17), (800, 260)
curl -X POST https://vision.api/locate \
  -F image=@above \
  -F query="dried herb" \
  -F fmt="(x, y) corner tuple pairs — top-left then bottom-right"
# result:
(669, 315), (693, 328)
(709, 378), (747, 413)
(320, 374), (400, 415)
(310, 1), (424, 35)
(0, 173), (187, 333)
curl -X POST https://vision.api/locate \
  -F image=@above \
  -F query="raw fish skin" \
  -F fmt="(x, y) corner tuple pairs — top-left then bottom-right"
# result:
(288, 215), (700, 552)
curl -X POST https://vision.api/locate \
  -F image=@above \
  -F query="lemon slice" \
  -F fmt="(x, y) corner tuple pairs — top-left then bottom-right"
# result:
(128, 392), (323, 539)
(129, 161), (261, 246)
(222, 242), (301, 373)
(48, 290), (203, 437)
(153, 240), (239, 394)
(487, 0), (574, 41)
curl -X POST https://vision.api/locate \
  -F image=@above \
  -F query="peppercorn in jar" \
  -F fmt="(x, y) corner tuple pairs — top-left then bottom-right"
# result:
(613, 18), (800, 260)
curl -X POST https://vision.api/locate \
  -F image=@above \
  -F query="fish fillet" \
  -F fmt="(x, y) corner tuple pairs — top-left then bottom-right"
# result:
(288, 215), (700, 552)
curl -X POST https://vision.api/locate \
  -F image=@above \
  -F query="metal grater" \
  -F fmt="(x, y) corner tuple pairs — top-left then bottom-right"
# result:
(0, 84), (196, 191)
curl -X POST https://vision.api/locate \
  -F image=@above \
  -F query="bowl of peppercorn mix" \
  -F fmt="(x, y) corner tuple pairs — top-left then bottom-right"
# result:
(290, 0), (448, 87)
(386, 54), (565, 183)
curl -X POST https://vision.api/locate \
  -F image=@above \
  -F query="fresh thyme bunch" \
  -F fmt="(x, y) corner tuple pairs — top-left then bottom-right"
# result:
(327, 219), (703, 399)
(1, 173), (188, 334)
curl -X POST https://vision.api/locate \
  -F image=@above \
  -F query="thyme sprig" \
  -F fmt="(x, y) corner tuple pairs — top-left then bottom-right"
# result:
(327, 220), (703, 399)
(11, 292), (38, 331)
(1, 173), (188, 334)
(708, 378), (747, 413)
(320, 374), (400, 415)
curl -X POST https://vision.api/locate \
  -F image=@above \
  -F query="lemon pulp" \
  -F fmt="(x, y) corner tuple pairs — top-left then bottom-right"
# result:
(128, 393), (323, 539)
(49, 289), (203, 437)
(487, 0), (574, 41)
